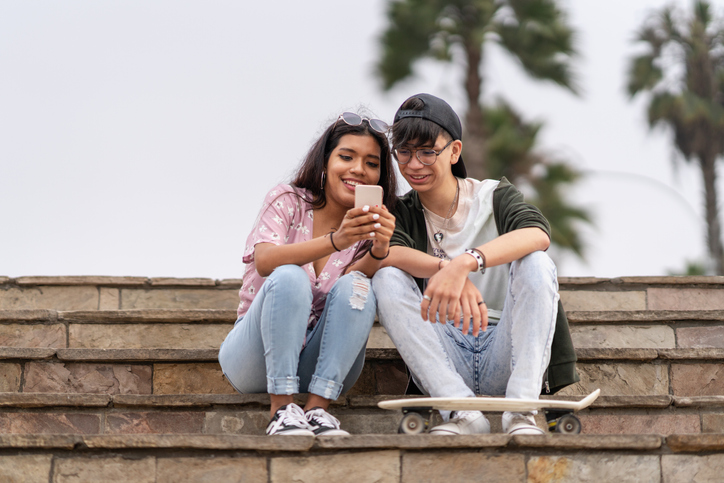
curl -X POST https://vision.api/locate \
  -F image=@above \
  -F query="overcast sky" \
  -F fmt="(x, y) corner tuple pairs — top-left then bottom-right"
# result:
(0, 0), (715, 279)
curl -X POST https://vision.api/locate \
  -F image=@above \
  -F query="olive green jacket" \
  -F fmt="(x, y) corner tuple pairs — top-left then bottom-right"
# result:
(390, 177), (579, 394)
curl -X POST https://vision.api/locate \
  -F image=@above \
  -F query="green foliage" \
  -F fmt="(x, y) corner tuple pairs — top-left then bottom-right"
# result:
(377, 0), (578, 92)
(484, 101), (590, 257)
(627, 0), (724, 274)
(666, 260), (707, 276)
(377, 0), (589, 259)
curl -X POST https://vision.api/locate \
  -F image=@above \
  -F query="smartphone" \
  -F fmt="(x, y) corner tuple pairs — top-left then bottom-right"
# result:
(355, 185), (383, 209)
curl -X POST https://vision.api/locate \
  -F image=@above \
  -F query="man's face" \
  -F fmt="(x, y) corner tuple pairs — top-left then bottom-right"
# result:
(395, 134), (461, 193)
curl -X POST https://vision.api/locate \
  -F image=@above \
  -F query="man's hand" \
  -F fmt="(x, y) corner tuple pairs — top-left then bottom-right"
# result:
(458, 278), (488, 336)
(420, 254), (484, 334)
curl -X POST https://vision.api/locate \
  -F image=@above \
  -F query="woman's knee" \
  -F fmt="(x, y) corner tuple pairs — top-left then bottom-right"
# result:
(332, 271), (376, 312)
(268, 264), (309, 286)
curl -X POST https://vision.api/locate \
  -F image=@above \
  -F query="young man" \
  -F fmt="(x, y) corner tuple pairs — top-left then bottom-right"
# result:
(373, 93), (578, 435)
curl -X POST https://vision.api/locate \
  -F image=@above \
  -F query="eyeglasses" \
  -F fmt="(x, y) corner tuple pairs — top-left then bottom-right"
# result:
(338, 112), (389, 134)
(393, 139), (454, 166)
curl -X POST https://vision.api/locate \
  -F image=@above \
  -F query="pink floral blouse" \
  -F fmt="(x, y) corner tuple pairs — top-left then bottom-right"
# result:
(237, 184), (361, 333)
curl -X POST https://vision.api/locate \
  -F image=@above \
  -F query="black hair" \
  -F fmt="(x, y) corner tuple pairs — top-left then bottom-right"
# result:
(292, 117), (397, 211)
(391, 97), (452, 149)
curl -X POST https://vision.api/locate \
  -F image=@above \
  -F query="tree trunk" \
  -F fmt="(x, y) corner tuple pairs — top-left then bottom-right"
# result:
(462, 39), (487, 181)
(700, 152), (724, 274)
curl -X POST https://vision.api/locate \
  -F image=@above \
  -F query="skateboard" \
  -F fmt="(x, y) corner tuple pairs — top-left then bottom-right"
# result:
(378, 388), (600, 435)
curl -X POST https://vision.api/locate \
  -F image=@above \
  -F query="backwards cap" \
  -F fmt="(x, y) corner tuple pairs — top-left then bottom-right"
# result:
(393, 93), (467, 178)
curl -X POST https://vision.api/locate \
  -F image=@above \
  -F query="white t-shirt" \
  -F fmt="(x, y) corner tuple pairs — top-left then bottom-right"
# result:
(422, 178), (508, 321)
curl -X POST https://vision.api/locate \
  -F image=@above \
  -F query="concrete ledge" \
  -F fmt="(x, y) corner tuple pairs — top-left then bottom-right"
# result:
(111, 394), (268, 408)
(0, 393), (111, 408)
(58, 309), (237, 324)
(57, 348), (219, 362)
(674, 396), (724, 407)
(13, 276), (149, 286)
(0, 348), (57, 360)
(0, 310), (58, 322)
(568, 310), (724, 323)
(667, 434), (724, 452)
(81, 434), (314, 451)
(0, 434), (80, 449)
(149, 278), (217, 287)
(314, 434), (511, 450)
(513, 434), (663, 450)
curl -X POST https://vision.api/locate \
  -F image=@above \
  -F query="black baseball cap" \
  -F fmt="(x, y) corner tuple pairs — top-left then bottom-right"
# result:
(393, 93), (467, 178)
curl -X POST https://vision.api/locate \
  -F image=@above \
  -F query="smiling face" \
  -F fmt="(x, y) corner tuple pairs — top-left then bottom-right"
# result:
(396, 134), (462, 194)
(323, 134), (382, 210)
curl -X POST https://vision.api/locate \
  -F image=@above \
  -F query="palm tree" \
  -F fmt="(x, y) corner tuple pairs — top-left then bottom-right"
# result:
(377, 0), (579, 181)
(485, 100), (590, 257)
(627, 1), (724, 274)
(377, 0), (589, 258)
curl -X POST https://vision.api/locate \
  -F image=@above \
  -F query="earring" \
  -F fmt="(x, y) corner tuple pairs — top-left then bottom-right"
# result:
(321, 171), (326, 190)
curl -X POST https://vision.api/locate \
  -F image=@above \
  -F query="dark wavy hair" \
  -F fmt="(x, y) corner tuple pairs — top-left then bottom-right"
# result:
(292, 116), (397, 211)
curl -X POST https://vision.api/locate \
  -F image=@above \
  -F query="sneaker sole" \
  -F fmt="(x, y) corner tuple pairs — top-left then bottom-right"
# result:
(267, 429), (315, 436)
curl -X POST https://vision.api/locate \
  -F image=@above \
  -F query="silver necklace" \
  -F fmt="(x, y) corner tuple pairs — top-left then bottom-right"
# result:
(423, 180), (459, 244)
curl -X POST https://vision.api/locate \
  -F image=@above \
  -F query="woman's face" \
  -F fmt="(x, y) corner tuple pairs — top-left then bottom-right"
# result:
(324, 134), (382, 210)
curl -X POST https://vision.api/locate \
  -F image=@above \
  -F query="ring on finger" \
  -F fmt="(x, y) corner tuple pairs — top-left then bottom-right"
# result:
(477, 301), (485, 305)
(423, 295), (431, 301)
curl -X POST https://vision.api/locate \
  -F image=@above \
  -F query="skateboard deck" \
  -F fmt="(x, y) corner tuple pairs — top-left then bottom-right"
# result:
(378, 388), (600, 413)
(379, 389), (600, 434)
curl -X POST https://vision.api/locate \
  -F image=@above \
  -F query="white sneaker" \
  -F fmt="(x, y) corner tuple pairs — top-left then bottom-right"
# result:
(305, 407), (350, 436)
(503, 412), (545, 435)
(266, 403), (315, 436)
(429, 411), (491, 435)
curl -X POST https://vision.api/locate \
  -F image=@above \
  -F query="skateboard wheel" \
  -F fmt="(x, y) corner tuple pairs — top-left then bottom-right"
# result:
(555, 414), (581, 434)
(399, 412), (426, 435)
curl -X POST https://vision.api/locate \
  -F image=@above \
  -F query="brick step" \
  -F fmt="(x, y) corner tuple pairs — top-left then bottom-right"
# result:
(0, 433), (720, 481)
(1, 347), (723, 399)
(3, 275), (724, 312)
(2, 309), (724, 352)
(0, 393), (721, 436)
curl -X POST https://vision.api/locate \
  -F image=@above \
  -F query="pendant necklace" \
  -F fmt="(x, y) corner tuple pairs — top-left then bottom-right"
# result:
(424, 180), (459, 244)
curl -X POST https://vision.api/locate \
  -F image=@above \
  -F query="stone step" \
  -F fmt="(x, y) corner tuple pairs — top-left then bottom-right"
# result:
(3, 275), (724, 312)
(0, 346), (723, 401)
(2, 309), (724, 352)
(0, 392), (721, 437)
(0, 433), (720, 482)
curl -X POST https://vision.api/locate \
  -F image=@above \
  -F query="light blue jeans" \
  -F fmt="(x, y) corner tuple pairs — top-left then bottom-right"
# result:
(219, 264), (376, 401)
(372, 252), (559, 418)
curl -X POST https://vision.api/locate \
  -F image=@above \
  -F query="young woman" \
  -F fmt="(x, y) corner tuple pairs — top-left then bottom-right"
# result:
(219, 112), (397, 436)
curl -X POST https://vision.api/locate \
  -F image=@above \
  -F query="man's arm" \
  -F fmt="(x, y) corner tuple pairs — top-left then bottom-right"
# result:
(420, 227), (549, 336)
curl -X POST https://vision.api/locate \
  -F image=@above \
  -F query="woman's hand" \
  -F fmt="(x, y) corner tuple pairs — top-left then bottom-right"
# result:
(332, 204), (394, 253)
(368, 205), (395, 258)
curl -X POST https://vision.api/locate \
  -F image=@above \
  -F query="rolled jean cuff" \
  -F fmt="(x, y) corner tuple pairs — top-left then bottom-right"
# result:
(308, 375), (344, 401)
(267, 376), (299, 395)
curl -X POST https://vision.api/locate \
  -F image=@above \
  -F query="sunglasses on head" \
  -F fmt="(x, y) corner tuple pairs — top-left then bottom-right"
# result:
(338, 112), (389, 134)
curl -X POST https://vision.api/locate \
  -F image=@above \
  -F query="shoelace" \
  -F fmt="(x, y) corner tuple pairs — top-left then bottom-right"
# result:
(278, 404), (311, 428)
(509, 413), (535, 425)
(450, 410), (480, 422)
(307, 408), (341, 429)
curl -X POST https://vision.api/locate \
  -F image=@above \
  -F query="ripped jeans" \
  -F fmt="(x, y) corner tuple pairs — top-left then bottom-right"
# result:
(218, 264), (376, 401)
(372, 251), (559, 419)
